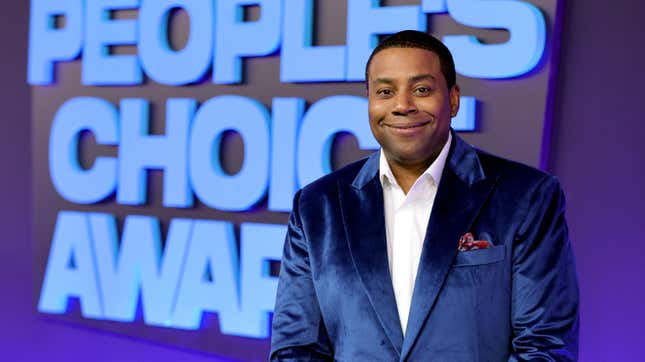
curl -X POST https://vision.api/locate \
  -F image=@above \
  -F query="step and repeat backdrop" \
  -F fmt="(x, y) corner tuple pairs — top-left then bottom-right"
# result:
(29, 0), (561, 360)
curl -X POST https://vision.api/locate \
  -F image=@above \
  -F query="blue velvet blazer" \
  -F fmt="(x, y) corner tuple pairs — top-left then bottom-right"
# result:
(271, 133), (579, 361)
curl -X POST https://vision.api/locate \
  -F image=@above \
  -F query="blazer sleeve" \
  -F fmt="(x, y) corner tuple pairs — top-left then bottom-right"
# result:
(270, 190), (333, 361)
(509, 176), (580, 361)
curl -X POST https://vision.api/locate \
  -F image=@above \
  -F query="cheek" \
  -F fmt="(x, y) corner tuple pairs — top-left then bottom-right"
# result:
(368, 117), (382, 139)
(422, 97), (446, 110)
(368, 104), (385, 124)
(367, 108), (376, 121)
(367, 107), (382, 127)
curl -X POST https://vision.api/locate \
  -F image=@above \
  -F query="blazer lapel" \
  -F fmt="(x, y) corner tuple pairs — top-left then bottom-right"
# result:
(400, 134), (499, 360)
(339, 152), (404, 356)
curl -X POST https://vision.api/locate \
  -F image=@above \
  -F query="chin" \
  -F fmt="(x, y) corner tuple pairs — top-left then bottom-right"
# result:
(391, 151), (429, 164)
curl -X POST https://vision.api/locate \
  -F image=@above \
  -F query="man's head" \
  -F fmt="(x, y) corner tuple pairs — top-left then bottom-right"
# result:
(365, 30), (460, 170)
(365, 30), (457, 90)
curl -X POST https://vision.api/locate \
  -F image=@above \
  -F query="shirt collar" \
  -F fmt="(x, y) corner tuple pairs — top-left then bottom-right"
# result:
(379, 131), (452, 188)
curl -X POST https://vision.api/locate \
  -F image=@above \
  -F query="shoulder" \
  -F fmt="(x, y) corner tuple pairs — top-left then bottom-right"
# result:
(296, 155), (372, 204)
(476, 149), (560, 192)
(472, 149), (566, 226)
(300, 155), (371, 193)
(448, 133), (559, 195)
(288, 155), (373, 227)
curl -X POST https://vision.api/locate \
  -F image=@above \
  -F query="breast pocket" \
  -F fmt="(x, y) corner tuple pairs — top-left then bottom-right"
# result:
(452, 244), (505, 267)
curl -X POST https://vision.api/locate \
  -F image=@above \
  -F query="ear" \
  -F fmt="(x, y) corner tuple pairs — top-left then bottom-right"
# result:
(449, 85), (461, 118)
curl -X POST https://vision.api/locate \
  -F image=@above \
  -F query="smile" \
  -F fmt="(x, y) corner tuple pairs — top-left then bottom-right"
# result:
(383, 121), (430, 129)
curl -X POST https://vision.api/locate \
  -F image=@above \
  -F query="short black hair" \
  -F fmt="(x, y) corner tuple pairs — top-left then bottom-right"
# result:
(365, 30), (457, 89)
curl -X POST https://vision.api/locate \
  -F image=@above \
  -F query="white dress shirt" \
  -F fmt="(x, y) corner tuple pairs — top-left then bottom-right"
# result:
(379, 132), (452, 335)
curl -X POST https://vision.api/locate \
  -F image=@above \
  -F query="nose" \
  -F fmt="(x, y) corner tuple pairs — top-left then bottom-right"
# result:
(392, 93), (417, 116)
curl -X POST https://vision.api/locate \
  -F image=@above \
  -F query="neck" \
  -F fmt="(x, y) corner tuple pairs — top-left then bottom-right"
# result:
(388, 160), (432, 194)
(385, 133), (450, 194)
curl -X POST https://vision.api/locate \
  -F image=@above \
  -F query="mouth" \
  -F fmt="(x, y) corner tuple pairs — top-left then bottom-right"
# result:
(382, 120), (430, 129)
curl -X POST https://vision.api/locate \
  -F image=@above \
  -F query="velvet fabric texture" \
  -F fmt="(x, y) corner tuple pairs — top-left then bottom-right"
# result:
(271, 132), (579, 361)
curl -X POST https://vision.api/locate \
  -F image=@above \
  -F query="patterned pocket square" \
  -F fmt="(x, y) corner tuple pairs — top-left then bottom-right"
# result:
(458, 232), (491, 252)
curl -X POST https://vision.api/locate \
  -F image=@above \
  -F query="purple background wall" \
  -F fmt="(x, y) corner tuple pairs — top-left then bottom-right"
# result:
(2, 1), (643, 361)
(547, 1), (645, 360)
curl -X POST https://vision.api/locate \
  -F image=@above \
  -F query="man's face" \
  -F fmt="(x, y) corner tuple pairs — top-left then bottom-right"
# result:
(367, 47), (459, 168)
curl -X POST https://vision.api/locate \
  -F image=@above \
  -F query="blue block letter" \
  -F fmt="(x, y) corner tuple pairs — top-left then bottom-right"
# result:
(28, 0), (83, 84)
(90, 214), (192, 325)
(38, 211), (103, 319)
(82, 0), (141, 85)
(280, 0), (346, 82)
(118, 98), (194, 207)
(452, 96), (477, 131)
(238, 223), (285, 337)
(49, 97), (118, 204)
(213, 0), (282, 84)
(297, 96), (379, 187)
(171, 220), (238, 330)
(189, 95), (270, 211)
(269, 98), (303, 212)
(346, 0), (426, 81)
(442, 0), (546, 78)
(139, 0), (214, 85)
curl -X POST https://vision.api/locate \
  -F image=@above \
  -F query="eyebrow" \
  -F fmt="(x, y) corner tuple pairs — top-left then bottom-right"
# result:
(410, 74), (436, 83)
(371, 74), (437, 86)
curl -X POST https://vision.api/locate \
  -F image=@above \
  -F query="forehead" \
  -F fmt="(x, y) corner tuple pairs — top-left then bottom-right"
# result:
(368, 47), (443, 82)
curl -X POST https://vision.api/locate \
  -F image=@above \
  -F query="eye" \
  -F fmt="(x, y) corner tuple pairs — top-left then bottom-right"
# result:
(375, 88), (394, 97)
(414, 86), (432, 95)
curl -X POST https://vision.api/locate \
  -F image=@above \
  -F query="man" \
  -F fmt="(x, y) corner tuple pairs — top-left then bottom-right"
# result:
(271, 30), (579, 361)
